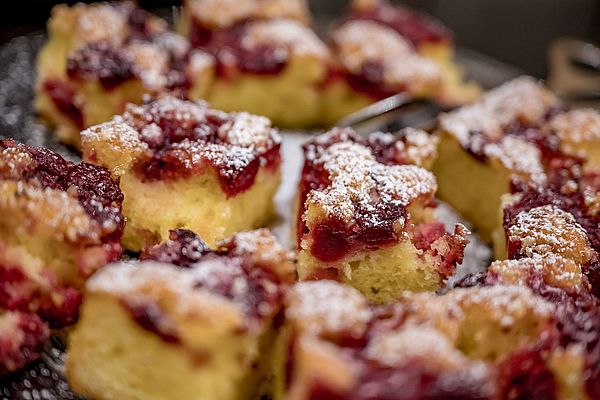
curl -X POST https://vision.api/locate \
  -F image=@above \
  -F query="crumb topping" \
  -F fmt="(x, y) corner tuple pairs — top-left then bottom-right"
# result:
(0, 139), (124, 243)
(548, 109), (600, 144)
(306, 141), (436, 223)
(439, 76), (560, 146)
(218, 229), (295, 278)
(242, 19), (329, 58)
(484, 136), (546, 183)
(84, 96), (281, 197)
(508, 205), (594, 265)
(186, 0), (310, 28)
(87, 261), (245, 331)
(332, 20), (441, 92)
(51, 2), (129, 49)
(286, 281), (372, 339)
(488, 255), (585, 292)
(346, 0), (453, 47)
(392, 128), (439, 167)
(417, 285), (554, 327)
(0, 182), (99, 243)
(365, 327), (468, 369)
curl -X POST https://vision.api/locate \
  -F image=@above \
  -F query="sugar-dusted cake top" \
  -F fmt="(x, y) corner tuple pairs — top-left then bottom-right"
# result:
(331, 20), (441, 98)
(286, 281), (372, 339)
(347, 0), (453, 47)
(185, 0), (310, 29)
(507, 205), (594, 265)
(92, 229), (294, 341)
(439, 77), (560, 146)
(0, 139), (124, 244)
(81, 96), (281, 197)
(190, 18), (329, 76)
(298, 128), (438, 258)
(487, 254), (588, 293)
(52, 1), (212, 94)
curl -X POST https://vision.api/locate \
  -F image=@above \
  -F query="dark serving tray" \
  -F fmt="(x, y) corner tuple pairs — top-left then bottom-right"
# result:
(0, 31), (522, 400)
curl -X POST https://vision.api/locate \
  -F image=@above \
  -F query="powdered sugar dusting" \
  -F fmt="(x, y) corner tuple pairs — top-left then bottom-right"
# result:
(439, 76), (559, 146)
(286, 281), (372, 338)
(87, 261), (244, 324)
(549, 109), (600, 143)
(217, 112), (277, 152)
(186, 0), (309, 28)
(306, 140), (436, 222)
(242, 19), (329, 58)
(365, 327), (468, 369)
(483, 136), (546, 183)
(332, 20), (441, 91)
(508, 205), (594, 264)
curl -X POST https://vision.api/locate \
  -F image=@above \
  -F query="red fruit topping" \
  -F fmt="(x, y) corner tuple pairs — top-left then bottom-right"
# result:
(0, 139), (125, 243)
(125, 97), (281, 197)
(190, 21), (287, 77)
(496, 349), (557, 400)
(141, 229), (211, 267)
(0, 313), (50, 375)
(67, 41), (134, 91)
(41, 80), (84, 129)
(345, 1), (453, 47)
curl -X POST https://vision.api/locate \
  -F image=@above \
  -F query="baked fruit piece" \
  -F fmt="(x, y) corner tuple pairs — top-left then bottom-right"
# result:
(295, 127), (469, 303)
(36, 1), (214, 147)
(281, 279), (595, 400)
(81, 95), (282, 251)
(433, 76), (567, 243)
(323, 0), (479, 125)
(180, 0), (330, 128)
(0, 139), (124, 329)
(66, 229), (295, 400)
(0, 310), (49, 375)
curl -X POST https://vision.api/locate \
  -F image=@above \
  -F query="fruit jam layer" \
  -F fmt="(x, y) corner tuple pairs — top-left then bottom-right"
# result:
(343, 1), (453, 48)
(189, 20), (288, 77)
(0, 263), (82, 329)
(297, 128), (435, 263)
(0, 139), (124, 244)
(463, 108), (565, 165)
(126, 98), (281, 197)
(324, 64), (407, 101)
(0, 312), (49, 375)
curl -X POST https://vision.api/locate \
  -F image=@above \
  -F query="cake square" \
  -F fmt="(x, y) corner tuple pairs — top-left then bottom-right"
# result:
(66, 229), (294, 400)
(36, 1), (214, 147)
(295, 127), (468, 303)
(81, 95), (282, 251)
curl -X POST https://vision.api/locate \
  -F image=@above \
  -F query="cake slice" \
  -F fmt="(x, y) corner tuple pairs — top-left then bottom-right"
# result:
(495, 160), (600, 295)
(0, 138), (123, 373)
(323, 0), (479, 125)
(433, 76), (566, 243)
(295, 128), (468, 303)
(0, 139), (123, 328)
(66, 229), (294, 400)
(81, 95), (282, 251)
(458, 254), (600, 399)
(36, 1), (214, 147)
(180, 0), (330, 128)
(281, 279), (593, 400)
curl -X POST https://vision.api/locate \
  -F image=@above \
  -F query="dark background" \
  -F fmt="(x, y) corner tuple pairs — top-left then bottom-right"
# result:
(2, 0), (599, 78)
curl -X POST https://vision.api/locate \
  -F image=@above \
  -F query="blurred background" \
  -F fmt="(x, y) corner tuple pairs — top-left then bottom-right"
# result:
(1, 0), (599, 78)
